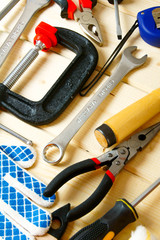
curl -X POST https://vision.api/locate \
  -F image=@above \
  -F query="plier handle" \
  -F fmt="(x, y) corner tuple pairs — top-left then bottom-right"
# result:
(54, 0), (103, 44)
(44, 122), (160, 226)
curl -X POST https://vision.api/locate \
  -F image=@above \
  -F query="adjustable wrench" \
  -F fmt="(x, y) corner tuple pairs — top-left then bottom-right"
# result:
(0, 0), (51, 67)
(42, 46), (147, 164)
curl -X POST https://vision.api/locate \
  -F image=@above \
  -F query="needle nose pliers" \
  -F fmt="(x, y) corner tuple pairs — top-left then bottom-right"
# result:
(44, 122), (160, 236)
(54, 0), (103, 45)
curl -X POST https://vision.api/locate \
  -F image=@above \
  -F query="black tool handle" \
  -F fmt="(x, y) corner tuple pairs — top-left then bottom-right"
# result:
(67, 171), (114, 221)
(70, 199), (138, 240)
(54, 0), (75, 19)
(108, 0), (123, 4)
(43, 159), (99, 197)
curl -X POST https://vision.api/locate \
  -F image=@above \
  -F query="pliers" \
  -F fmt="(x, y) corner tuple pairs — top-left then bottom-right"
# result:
(54, 0), (103, 45)
(44, 122), (160, 239)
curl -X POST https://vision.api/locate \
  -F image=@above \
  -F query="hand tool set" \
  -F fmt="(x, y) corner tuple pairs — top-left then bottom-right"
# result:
(43, 122), (160, 239)
(0, 1), (160, 239)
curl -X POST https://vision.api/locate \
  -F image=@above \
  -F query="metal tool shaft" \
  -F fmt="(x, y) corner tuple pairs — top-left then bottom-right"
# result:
(0, 0), (50, 68)
(3, 41), (45, 89)
(0, 123), (32, 145)
(132, 178), (160, 207)
(114, 0), (122, 39)
(0, 0), (20, 20)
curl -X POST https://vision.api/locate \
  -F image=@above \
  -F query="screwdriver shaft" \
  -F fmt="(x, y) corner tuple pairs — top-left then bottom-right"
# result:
(114, 0), (122, 39)
(0, 123), (32, 145)
(132, 178), (160, 207)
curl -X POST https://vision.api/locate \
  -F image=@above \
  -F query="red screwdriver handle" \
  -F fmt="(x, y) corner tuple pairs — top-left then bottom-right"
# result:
(34, 22), (58, 51)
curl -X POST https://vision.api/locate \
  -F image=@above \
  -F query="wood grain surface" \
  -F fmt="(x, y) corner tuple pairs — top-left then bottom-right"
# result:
(0, 0), (159, 239)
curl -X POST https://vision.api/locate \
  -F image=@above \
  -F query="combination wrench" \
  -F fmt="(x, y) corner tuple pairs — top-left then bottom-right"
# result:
(0, 0), (51, 68)
(43, 46), (147, 164)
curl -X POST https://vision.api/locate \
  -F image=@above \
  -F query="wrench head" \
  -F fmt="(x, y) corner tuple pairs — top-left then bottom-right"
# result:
(122, 46), (147, 68)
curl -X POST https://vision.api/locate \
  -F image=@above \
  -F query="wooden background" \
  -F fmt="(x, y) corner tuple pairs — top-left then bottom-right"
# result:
(0, 0), (159, 239)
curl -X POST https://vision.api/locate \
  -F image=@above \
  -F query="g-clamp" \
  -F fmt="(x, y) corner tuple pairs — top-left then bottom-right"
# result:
(0, 22), (98, 125)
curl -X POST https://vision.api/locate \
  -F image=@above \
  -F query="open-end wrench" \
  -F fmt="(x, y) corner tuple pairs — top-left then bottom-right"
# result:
(42, 46), (147, 164)
(0, 0), (51, 68)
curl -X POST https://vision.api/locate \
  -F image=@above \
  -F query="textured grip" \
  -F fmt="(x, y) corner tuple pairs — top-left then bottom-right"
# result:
(43, 159), (97, 197)
(70, 199), (138, 240)
(67, 173), (113, 221)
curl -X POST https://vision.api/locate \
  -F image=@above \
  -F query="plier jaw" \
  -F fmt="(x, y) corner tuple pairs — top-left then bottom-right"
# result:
(74, 7), (103, 45)
(118, 122), (160, 161)
(105, 122), (160, 176)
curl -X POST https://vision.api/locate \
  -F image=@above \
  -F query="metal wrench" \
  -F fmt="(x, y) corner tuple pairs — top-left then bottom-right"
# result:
(43, 46), (147, 164)
(0, 0), (51, 68)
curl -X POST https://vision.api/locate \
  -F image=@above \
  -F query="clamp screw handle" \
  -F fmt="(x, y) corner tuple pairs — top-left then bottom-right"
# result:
(3, 22), (58, 88)
(34, 22), (58, 51)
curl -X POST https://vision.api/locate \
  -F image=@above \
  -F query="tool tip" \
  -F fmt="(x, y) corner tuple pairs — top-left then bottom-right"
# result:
(117, 35), (122, 40)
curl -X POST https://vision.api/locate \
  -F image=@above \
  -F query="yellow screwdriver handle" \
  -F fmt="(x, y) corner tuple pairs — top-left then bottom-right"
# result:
(95, 88), (160, 148)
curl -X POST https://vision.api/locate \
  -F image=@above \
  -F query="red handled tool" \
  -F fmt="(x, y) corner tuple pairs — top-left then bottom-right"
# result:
(44, 122), (160, 239)
(54, 0), (103, 45)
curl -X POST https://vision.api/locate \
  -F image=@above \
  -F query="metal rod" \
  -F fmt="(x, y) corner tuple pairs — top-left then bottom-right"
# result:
(114, 0), (122, 39)
(0, 0), (20, 20)
(3, 41), (45, 89)
(132, 178), (160, 207)
(0, 123), (33, 145)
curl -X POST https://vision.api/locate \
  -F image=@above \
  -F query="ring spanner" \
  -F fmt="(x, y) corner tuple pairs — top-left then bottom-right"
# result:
(0, 0), (51, 68)
(43, 46), (147, 164)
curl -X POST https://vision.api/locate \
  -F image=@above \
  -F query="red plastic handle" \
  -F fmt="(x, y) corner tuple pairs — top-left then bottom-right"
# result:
(34, 22), (58, 51)
(79, 0), (93, 9)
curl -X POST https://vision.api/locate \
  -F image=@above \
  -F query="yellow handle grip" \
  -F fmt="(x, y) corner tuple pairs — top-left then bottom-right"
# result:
(95, 88), (160, 148)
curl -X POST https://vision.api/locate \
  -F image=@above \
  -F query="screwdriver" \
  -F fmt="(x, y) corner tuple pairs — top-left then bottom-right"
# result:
(70, 178), (160, 240)
(108, 0), (123, 39)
